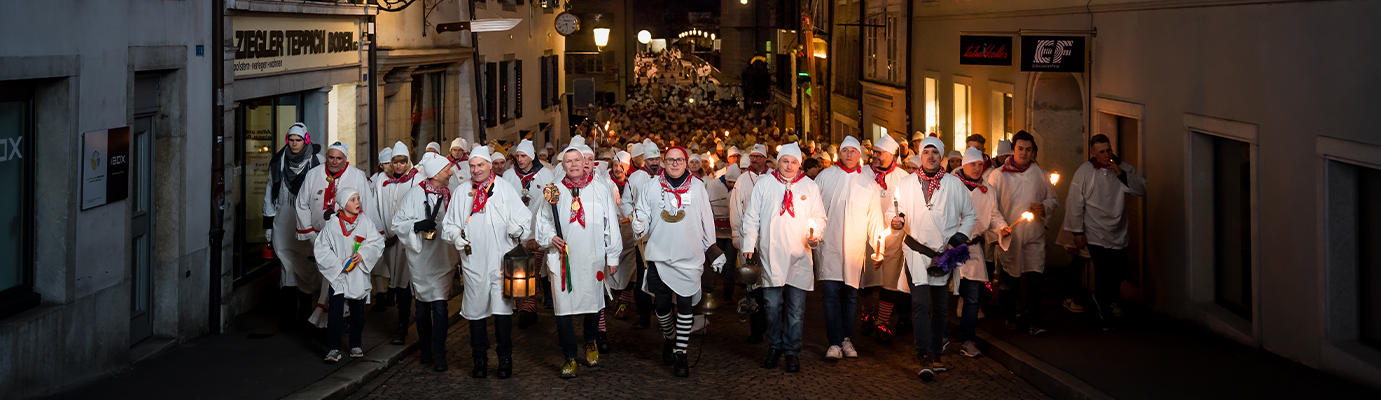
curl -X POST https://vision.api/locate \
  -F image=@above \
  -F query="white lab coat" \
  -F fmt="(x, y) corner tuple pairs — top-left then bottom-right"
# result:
(705, 174), (733, 240)
(621, 168), (654, 218)
(441, 177), (532, 320)
(988, 163), (1060, 275)
(729, 169), (767, 248)
(889, 172), (977, 287)
(861, 166), (909, 290)
(955, 176), (1009, 287)
(391, 184), (457, 303)
(740, 173), (826, 291)
(501, 164), (557, 240)
(535, 180), (622, 316)
(371, 169), (423, 288)
(633, 174), (716, 298)
(1062, 161), (1146, 249)
(295, 165), (378, 241)
(814, 166), (882, 288)
(264, 177), (317, 291)
(315, 215), (385, 300)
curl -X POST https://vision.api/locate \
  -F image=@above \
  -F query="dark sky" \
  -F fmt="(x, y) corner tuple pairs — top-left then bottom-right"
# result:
(630, 0), (722, 38)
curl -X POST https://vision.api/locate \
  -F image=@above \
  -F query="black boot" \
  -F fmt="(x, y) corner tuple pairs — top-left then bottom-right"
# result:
(784, 355), (800, 373)
(597, 331), (611, 354)
(371, 291), (391, 312)
(390, 323), (407, 345)
(673, 352), (689, 378)
(662, 339), (676, 366)
(496, 357), (512, 379)
(471, 359), (486, 378)
(761, 348), (782, 369)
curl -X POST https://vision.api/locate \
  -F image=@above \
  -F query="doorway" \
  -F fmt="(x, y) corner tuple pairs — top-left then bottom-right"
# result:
(130, 74), (158, 345)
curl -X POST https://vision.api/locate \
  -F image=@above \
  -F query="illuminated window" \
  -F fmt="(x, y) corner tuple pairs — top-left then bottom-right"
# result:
(990, 82), (1014, 156)
(924, 76), (938, 135)
(953, 80), (971, 151)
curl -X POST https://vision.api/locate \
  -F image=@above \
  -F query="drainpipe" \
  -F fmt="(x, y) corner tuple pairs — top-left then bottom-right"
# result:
(904, 0), (913, 136)
(369, 9), (379, 167)
(209, 0), (225, 334)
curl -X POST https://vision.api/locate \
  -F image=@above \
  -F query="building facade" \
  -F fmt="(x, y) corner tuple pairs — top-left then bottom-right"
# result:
(912, 0), (1381, 388)
(474, 0), (567, 149)
(0, 1), (214, 397)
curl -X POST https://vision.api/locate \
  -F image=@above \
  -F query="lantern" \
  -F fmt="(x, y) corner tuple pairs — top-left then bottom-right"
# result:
(502, 245), (540, 299)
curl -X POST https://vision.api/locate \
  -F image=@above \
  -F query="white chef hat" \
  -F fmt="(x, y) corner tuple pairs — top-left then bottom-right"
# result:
(643, 140), (661, 159)
(515, 139), (536, 158)
(377, 147), (393, 165)
(335, 187), (361, 210)
(631, 143), (645, 158)
(327, 142), (350, 156)
(726, 164), (742, 182)
(906, 155), (922, 168)
(839, 136), (862, 154)
(570, 135), (587, 148)
(492, 150), (506, 161)
(419, 153), (452, 179)
(919, 136), (946, 156)
(616, 150), (631, 165)
(577, 145), (595, 157)
(690, 153), (702, 161)
(963, 146), (985, 165)
(996, 140), (1013, 156)
(727, 146), (741, 157)
(750, 144), (767, 157)
(451, 138), (466, 151)
(873, 134), (899, 155)
(545, 142), (555, 150)
(426, 142), (442, 153)
(776, 142), (803, 163)
(469, 145), (493, 163)
(912, 131), (926, 141)
(948, 150), (963, 161)
(391, 141), (411, 161)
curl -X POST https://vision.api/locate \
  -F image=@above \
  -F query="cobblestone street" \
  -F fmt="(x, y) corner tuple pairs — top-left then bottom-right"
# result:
(347, 290), (1049, 400)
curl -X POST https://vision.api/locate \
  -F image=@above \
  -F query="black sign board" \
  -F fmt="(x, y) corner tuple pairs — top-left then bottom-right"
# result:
(1020, 36), (1085, 73)
(959, 36), (1013, 66)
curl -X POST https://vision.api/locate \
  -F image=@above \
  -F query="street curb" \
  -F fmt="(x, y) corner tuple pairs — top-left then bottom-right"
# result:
(973, 329), (1117, 400)
(282, 296), (466, 400)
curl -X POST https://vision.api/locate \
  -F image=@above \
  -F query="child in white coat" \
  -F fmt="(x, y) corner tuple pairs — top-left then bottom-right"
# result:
(316, 187), (385, 363)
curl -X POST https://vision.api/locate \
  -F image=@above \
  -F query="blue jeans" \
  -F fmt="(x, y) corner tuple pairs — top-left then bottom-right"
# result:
(415, 300), (449, 364)
(907, 270), (949, 356)
(820, 280), (858, 346)
(958, 279), (983, 342)
(762, 285), (807, 355)
(327, 287), (364, 351)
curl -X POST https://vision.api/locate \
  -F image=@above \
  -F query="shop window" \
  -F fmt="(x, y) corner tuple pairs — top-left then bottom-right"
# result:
(990, 85), (1014, 154)
(924, 75), (938, 135)
(410, 71), (444, 149)
(952, 80), (971, 152)
(235, 93), (306, 281)
(0, 81), (37, 320)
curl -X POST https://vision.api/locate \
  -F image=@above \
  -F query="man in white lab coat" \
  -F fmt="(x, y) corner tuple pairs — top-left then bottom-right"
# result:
(859, 134), (910, 345)
(1063, 134), (1146, 330)
(952, 147), (1012, 359)
(729, 143), (771, 342)
(502, 139), (556, 329)
(740, 143), (826, 373)
(632, 146), (717, 378)
(536, 146), (623, 379)
(392, 153), (458, 372)
(262, 122), (321, 327)
(989, 130), (1059, 337)
(441, 146), (532, 379)
(703, 153), (736, 305)
(813, 136), (881, 360)
(371, 142), (423, 344)
(889, 136), (976, 380)
(623, 139), (663, 329)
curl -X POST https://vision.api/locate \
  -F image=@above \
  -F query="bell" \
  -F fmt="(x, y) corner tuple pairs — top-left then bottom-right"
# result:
(422, 230), (437, 240)
(702, 293), (718, 314)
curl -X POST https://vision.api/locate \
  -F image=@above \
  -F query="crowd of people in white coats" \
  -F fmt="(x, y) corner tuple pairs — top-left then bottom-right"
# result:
(260, 108), (1145, 381)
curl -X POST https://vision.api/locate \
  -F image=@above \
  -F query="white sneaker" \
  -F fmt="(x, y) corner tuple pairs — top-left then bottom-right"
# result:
(841, 338), (858, 358)
(350, 347), (364, 358)
(825, 345), (843, 360)
(960, 341), (982, 358)
(324, 350), (341, 363)
(1063, 298), (1085, 313)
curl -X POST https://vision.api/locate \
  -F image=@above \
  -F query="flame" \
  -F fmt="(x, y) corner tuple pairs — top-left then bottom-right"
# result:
(808, 220), (817, 230)
(1049, 172), (1060, 185)
(1022, 211), (1034, 221)
(832, 153), (837, 162)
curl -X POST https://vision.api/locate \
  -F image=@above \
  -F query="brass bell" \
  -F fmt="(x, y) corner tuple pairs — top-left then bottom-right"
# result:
(422, 230), (437, 240)
(702, 293), (718, 315)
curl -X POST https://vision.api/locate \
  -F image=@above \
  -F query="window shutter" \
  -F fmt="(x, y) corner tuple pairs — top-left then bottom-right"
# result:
(540, 56), (550, 109)
(515, 59), (524, 119)
(486, 62), (498, 127)
(498, 61), (509, 123)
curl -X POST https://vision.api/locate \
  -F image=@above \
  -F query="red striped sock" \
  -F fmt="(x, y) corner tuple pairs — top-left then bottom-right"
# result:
(599, 309), (607, 332)
(620, 289), (633, 304)
(878, 301), (894, 327)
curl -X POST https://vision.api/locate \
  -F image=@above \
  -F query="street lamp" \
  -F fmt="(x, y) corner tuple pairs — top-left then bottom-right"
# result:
(741, 0), (748, 4)
(593, 27), (611, 51)
(638, 30), (651, 44)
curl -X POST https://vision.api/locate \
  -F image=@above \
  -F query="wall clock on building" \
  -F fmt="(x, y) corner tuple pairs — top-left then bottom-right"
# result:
(555, 12), (580, 36)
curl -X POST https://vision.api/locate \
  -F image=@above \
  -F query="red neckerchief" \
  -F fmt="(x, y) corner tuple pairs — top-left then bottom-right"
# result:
(562, 173), (595, 227)
(953, 169), (987, 194)
(836, 161), (861, 174)
(983, 154), (994, 170)
(747, 164), (768, 175)
(611, 174), (627, 191)
(871, 162), (896, 190)
(1001, 157), (1033, 174)
(338, 212), (360, 236)
(659, 170), (693, 208)
(919, 168), (945, 199)
(468, 174), (493, 214)
(419, 178), (452, 213)
(448, 154), (468, 170)
(771, 170), (806, 217)
(383, 168), (418, 186)
(515, 163), (542, 189)
(323, 165), (349, 211)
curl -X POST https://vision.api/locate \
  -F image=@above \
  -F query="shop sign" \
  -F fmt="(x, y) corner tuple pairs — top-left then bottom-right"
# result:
(959, 36), (1012, 66)
(1020, 35), (1085, 72)
(233, 16), (361, 77)
(81, 127), (129, 210)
